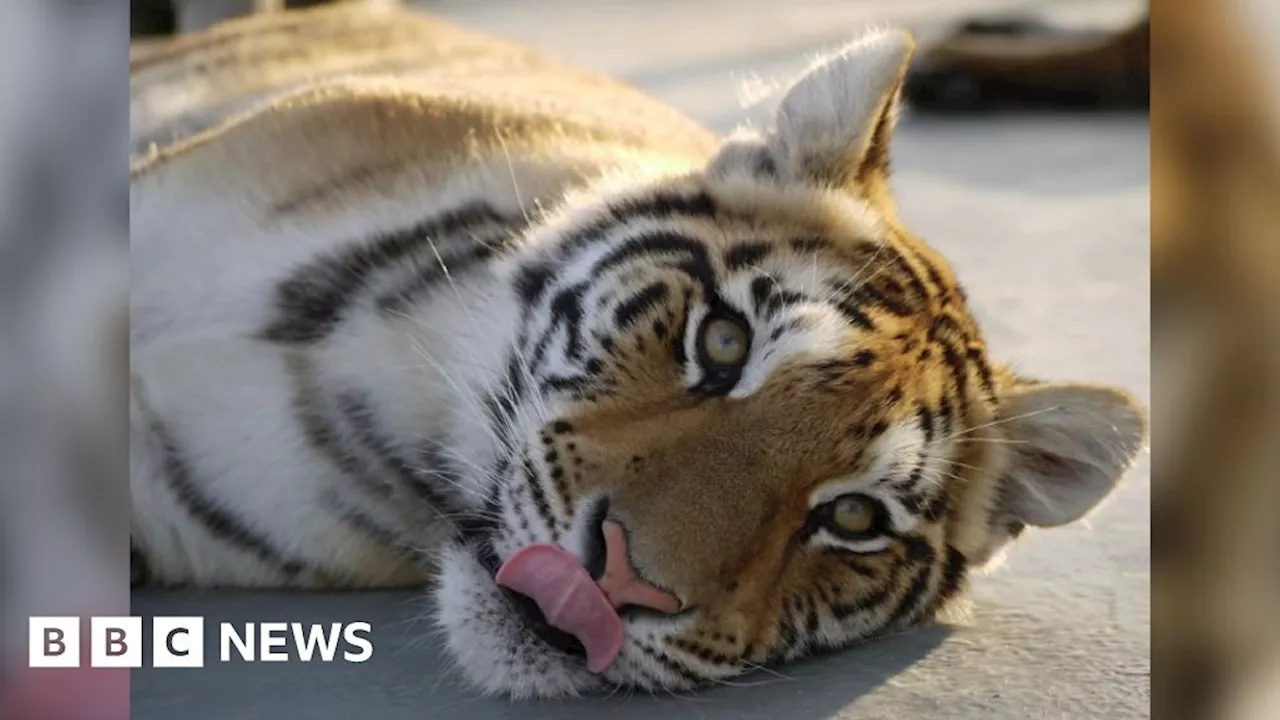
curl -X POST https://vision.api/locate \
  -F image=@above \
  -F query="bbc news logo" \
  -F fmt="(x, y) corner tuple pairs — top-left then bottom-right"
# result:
(29, 617), (373, 668)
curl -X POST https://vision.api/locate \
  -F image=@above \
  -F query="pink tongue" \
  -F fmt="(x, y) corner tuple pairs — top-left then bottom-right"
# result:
(495, 544), (623, 673)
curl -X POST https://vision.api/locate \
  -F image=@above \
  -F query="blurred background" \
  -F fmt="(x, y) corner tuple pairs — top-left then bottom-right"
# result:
(1, 0), (1276, 718)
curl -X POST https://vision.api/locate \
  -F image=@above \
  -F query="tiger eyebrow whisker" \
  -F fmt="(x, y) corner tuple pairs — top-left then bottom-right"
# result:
(935, 405), (1061, 442)
(822, 239), (892, 301)
(918, 464), (972, 491)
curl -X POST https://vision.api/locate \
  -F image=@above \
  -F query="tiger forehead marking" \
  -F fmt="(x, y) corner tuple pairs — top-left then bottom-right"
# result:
(130, 4), (1147, 700)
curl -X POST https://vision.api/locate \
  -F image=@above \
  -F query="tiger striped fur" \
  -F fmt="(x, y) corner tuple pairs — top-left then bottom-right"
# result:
(129, 3), (1148, 698)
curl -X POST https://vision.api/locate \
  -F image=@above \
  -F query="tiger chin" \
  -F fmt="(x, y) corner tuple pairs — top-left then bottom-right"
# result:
(129, 3), (1148, 700)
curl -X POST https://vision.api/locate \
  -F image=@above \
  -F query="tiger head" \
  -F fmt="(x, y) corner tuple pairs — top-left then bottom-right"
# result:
(434, 29), (1147, 698)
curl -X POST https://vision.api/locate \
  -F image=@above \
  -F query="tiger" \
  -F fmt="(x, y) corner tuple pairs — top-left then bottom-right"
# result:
(129, 2), (1148, 699)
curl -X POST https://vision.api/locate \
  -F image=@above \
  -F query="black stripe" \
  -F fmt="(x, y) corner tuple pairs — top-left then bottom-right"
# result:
(533, 235), (715, 374)
(482, 352), (527, 456)
(614, 654), (669, 690)
(823, 548), (878, 580)
(548, 282), (589, 362)
(510, 191), (720, 310)
(652, 247), (720, 301)
(334, 391), (461, 516)
(506, 467), (534, 536)
(790, 237), (830, 254)
(514, 261), (554, 307)
(827, 280), (877, 331)
(764, 290), (806, 319)
(613, 281), (669, 329)
(672, 288), (694, 365)
(902, 535), (936, 565)
(830, 584), (892, 620)
(937, 392), (955, 438)
(292, 372), (395, 503)
(261, 202), (518, 343)
(904, 456), (926, 488)
(899, 489), (926, 513)
(940, 343), (971, 404)
(415, 442), (468, 508)
(620, 658), (670, 691)
(333, 505), (404, 550)
(458, 474), (505, 547)
(832, 297), (877, 331)
(763, 610), (800, 665)
(289, 358), (466, 531)
(888, 245), (935, 302)
(917, 404), (935, 444)
(865, 419), (889, 440)
(150, 416), (311, 578)
(967, 346), (997, 400)
(527, 323), (557, 375)
(521, 455), (558, 539)
(590, 231), (704, 280)
(561, 190), (718, 260)
(927, 313), (965, 344)
(923, 491), (949, 522)
(852, 282), (915, 317)
(880, 561), (935, 632)
(319, 491), (420, 562)
(634, 642), (704, 687)
(670, 638), (737, 667)
(750, 276), (773, 316)
(724, 242), (770, 270)
(921, 255), (947, 293)
(541, 374), (590, 395)
(802, 593), (821, 637)
(867, 535), (939, 635)
(375, 236), (511, 316)
(928, 545), (968, 614)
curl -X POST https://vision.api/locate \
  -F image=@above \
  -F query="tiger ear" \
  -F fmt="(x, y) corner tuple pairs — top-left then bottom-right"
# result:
(997, 384), (1147, 527)
(955, 383), (1148, 566)
(709, 28), (915, 190)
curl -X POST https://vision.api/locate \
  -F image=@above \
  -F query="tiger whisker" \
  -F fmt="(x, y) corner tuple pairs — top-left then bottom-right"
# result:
(936, 405), (1061, 442)
(823, 240), (893, 301)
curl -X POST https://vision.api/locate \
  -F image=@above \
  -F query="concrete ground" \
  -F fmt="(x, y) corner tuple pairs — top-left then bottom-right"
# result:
(132, 1), (1151, 717)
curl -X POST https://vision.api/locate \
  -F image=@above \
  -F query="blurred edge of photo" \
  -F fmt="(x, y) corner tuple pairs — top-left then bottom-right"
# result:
(1153, 0), (1280, 718)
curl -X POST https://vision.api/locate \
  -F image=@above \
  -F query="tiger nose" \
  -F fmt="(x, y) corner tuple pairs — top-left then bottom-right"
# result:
(595, 520), (683, 614)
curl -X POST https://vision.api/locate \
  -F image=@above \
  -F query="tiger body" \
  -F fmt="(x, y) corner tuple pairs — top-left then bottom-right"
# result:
(131, 5), (715, 589)
(130, 3), (1146, 698)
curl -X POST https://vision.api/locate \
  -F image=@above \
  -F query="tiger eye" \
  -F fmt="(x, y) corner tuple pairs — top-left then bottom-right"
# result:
(831, 494), (877, 534)
(702, 317), (749, 365)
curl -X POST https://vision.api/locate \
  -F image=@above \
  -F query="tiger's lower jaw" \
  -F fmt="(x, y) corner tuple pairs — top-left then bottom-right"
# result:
(433, 542), (610, 698)
(432, 540), (725, 698)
